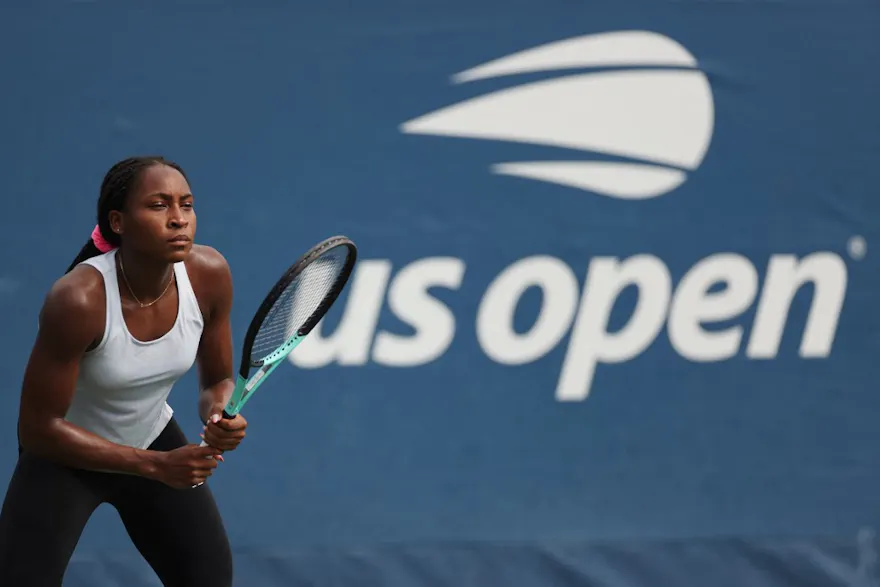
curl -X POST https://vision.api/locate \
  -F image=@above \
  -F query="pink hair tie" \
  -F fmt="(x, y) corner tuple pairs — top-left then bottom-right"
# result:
(91, 224), (116, 253)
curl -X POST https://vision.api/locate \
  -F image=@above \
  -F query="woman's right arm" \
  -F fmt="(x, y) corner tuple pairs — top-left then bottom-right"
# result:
(17, 269), (163, 475)
(17, 268), (220, 485)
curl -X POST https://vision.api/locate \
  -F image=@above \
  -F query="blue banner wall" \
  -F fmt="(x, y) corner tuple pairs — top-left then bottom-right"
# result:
(1, 0), (879, 585)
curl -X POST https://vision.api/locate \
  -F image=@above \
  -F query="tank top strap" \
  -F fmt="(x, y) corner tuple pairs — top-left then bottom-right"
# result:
(102, 250), (123, 326)
(173, 259), (204, 324)
(80, 250), (124, 348)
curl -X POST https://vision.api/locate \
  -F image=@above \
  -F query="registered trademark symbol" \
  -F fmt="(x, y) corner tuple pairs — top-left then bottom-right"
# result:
(848, 236), (867, 260)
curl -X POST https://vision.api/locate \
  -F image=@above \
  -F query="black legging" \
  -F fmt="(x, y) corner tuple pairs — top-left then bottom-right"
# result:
(0, 418), (233, 586)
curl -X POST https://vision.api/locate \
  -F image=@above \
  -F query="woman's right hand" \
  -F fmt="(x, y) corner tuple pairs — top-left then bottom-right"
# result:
(150, 445), (223, 489)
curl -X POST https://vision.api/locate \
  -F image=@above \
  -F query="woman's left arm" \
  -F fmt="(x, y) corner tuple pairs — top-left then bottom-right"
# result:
(193, 246), (247, 452)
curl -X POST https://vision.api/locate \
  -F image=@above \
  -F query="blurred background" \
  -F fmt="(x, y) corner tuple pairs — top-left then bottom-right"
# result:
(2, 0), (879, 585)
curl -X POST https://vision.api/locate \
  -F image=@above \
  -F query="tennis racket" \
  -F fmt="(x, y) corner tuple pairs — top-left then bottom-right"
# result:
(200, 235), (357, 439)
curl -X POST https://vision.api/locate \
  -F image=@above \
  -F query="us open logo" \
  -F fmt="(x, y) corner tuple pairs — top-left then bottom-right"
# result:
(400, 30), (714, 200)
(291, 31), (855, 404)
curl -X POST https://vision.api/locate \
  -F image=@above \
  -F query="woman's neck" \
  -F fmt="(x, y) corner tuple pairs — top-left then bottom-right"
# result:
(116, 248), (175, 303)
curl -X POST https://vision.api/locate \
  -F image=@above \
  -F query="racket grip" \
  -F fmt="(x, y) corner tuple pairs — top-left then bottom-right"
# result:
(198, 438), (221, 463)
(198, 438), (214, 464)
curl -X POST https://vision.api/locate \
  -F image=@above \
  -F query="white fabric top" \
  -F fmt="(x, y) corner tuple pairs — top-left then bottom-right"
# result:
(64, 249), (204, 449)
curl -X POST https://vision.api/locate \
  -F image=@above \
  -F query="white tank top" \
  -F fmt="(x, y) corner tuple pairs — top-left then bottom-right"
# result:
(64, 249), (205, 450)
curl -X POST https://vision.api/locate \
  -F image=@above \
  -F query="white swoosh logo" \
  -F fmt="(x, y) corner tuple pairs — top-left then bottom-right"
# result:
(400, 31), (715, 199)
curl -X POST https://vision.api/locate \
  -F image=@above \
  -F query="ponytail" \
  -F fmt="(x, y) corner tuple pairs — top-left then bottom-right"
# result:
(64, 225), (117, 274)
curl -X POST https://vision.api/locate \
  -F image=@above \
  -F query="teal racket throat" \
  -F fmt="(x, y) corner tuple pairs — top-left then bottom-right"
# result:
(222, 333), (305, 417)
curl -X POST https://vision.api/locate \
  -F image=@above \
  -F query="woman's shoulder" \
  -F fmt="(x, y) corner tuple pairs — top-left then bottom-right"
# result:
(39, 265), (106, 337)
(184, 244), (231, 281)
(184, 245), (233, 319)
(47, 265), (105, 312)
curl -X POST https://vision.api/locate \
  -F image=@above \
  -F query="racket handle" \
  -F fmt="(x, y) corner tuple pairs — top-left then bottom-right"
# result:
(195, 437), (212, 485)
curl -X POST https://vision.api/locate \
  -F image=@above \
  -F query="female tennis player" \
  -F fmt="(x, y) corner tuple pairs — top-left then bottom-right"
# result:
(0, 156), (246, 586)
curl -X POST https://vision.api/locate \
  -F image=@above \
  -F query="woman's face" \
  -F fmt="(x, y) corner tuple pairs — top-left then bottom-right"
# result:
(110, 163), (197, 263)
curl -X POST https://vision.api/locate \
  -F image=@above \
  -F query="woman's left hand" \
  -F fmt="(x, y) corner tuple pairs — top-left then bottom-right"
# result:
(201, 413), (247, 452)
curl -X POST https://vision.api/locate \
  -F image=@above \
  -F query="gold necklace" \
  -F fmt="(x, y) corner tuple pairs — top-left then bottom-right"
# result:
(118, 251), (175, 308)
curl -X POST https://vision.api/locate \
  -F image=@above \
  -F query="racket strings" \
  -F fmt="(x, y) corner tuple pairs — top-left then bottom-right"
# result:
(250, 247), (350, 361)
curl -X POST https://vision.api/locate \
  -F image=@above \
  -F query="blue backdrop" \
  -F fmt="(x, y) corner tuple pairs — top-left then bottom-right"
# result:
(1, 0), (879, 585)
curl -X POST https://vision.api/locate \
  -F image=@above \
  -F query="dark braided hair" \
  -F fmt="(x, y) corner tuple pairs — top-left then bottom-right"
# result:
(65, 156), (188, 274)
